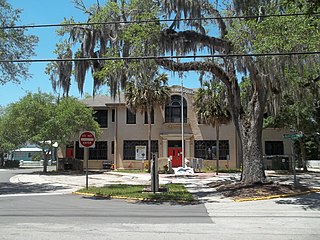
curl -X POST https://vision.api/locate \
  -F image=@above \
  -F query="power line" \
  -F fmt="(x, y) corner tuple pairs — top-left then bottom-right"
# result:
(2, 51), (320, 63)
(1, 12), (319, 30)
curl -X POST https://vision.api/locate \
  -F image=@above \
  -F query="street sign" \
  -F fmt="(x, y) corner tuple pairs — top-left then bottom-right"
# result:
(283, 133), (303, 139)
(79, 131), (96, 148)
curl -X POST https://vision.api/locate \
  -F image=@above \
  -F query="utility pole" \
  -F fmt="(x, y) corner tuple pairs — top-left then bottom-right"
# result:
(181, 79), (185, 167)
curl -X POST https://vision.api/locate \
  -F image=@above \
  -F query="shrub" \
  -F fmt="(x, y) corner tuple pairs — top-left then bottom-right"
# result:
(4, 160), (20, 168)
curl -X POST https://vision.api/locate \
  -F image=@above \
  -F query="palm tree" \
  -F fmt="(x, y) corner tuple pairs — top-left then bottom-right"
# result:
(125, 64), (170, 172)
(194, 79), (231, 175)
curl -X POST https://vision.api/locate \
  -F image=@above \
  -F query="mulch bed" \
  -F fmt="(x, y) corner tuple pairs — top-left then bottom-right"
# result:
(208, 181), (312, 200)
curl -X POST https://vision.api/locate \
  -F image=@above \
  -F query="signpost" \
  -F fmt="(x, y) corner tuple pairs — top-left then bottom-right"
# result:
(283, 133), (303, 139)
(283, 132), (303, 186)
(79, 131), (95, 189)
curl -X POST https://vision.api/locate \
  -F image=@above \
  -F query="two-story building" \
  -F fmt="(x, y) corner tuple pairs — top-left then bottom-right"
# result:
(62, 86), (291, 170)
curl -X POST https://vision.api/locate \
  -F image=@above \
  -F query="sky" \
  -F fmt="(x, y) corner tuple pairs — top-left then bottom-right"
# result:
(1, 0), (200, 107)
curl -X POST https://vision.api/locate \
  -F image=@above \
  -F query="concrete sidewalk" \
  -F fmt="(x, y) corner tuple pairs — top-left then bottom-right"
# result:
(9, 170), (320, 201)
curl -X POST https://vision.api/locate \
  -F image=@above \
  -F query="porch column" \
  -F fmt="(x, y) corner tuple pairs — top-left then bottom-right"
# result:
(162, 139), (168, 158)
(185, 139), (191, 158)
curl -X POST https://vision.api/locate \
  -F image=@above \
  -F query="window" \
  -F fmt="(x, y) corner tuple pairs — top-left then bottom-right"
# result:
(112, 109), (115, 122)
(165, 95), (187, 123)
(126, 108), (136, 124)
(144, 109), (154, 124)
(194, 140), (229, 160)
(265, 141), (284, 155)
(94, 110), (108, 128)
(123, 140), (158, 160)
(75, 141), (108, 160)
(111, 141), (115, 155)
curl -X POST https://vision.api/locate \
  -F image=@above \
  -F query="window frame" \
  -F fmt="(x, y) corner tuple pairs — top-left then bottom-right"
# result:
(75, 141), (108, 160)
(165, 95), (187, 123)
(126, 108), (136, 124)
(123, 140), (158, 160)
(265, 141), (284, 155)
(94, 110), (108, 128)
(144, 108), (155, 124)
(194, 140), (230, 160)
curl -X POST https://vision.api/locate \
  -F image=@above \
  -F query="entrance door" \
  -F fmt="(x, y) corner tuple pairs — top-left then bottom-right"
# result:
(168, 147), (182, 167)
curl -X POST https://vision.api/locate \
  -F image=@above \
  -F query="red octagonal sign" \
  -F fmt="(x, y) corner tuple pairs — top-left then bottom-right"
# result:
(79, 131), (95, 148)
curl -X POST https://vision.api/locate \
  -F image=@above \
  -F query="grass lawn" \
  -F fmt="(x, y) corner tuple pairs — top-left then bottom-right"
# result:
(77, 183), (195, 202)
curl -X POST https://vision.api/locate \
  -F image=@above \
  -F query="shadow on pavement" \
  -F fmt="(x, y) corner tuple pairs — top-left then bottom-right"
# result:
(0, 182), (70, 195)
(275, 192), (320, 210)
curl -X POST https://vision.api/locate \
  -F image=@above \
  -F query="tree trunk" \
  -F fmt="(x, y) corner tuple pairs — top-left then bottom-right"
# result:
(0, 152), (4, 168)
(299, 138), (308, 172)
(216, 122), (220, 175)
(235, 85), (266, 184)
(240, 124), (265, 184)
(147, 106), (152, 173)
(42, 149), (48, 173)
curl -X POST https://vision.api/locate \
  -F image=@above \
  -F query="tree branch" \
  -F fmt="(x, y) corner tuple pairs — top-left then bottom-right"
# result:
(160, 28), (232, 53)
(157, 59), (233, 85)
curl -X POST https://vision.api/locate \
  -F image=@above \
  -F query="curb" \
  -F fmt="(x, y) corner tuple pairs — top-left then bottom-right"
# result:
(73, 191), (145, 201)
(234, 189), (320, 202)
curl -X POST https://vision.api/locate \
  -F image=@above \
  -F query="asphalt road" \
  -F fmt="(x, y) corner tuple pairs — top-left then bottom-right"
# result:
(0, 168), (214, 240)
(1, 168), (320, 240)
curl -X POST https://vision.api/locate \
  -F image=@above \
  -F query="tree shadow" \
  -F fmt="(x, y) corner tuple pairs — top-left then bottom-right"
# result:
(275, 192), (320, 211)
(0, 182), (70, 195)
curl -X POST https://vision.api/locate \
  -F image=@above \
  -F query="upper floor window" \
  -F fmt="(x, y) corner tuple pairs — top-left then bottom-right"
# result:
(94, 110), (108, 128)
(144, 109), (154, 124)
(165, 95), (187, 123)
(126, 108), (136, 124)
(112, 109), (116, 122)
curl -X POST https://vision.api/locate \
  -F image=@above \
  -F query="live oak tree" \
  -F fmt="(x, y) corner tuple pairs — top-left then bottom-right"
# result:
(0, 0), (38, 84)
(50, 0), (320, 184)
(1, 93), (100, 172)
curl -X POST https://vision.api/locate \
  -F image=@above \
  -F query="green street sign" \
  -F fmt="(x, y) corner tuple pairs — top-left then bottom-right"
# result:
(283, 133), (303, 139)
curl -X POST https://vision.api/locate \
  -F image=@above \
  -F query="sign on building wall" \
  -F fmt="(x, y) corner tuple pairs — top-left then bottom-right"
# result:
(135, 146), (147, 160)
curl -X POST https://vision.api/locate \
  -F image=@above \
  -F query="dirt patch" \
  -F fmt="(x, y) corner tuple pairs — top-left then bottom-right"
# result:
(208, 181), (312, 200)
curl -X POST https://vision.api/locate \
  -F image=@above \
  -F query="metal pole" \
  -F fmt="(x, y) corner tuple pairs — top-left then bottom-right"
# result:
(181, 79), (185, 167)
(84, 147), (89, 190)
(291, 140), (297, 186)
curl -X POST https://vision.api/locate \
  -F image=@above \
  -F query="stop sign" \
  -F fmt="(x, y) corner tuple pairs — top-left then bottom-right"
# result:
(79, 131), (95, 148)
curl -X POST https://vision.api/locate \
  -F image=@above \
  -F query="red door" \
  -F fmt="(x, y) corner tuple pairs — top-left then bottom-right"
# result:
(168, 147), (182, 167)
(66, 148), (74, 159)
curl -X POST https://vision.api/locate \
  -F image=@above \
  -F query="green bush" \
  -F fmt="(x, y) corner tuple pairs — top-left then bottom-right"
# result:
(4, 160), (20, 168)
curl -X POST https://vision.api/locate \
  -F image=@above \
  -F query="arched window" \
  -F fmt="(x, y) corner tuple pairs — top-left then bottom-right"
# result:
(165, 95), (187, 123)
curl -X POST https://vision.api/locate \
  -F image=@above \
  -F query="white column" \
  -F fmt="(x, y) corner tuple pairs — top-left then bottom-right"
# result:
(162, 139), (168, 158)
(185, 139), (191, 158)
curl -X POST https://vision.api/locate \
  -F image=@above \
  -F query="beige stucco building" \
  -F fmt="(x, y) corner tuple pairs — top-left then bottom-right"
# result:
(63, 86), (291, 170)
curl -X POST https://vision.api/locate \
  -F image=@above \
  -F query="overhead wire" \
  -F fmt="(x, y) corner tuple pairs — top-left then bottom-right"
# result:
(1, 11), (320, 62)
(0, 12), (319, 30)
(1, 51), (320, 63)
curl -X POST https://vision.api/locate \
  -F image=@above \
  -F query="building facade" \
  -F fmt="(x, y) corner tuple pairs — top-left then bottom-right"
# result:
(64, 86), (291, 170)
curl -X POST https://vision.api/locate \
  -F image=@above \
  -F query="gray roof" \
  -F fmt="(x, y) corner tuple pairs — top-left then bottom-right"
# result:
(81, 86), (197, 107)
(81, 94), (125, 107)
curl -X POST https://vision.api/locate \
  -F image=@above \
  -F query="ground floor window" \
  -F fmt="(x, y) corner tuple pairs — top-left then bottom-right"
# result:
(123, 140), (158, 160)
(194, 140), (229, 160)
(75, 141), (108, 160)
(265, 141), (284, 155)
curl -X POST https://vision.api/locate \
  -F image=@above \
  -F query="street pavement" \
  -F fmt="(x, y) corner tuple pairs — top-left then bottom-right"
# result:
(1, 168), (320, 239)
